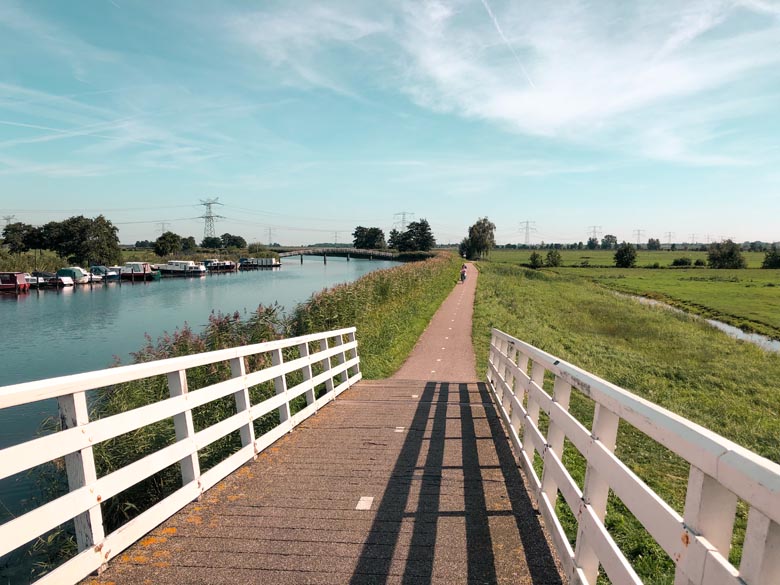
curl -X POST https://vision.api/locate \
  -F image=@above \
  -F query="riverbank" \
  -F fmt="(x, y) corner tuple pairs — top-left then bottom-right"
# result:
(472, 262), (780, 583)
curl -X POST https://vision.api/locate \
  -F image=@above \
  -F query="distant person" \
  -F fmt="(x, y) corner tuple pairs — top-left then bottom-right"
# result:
(460, 265), (467, 284)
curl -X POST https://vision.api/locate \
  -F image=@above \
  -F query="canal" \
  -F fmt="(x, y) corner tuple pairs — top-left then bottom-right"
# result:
(0, 256), (398, 547)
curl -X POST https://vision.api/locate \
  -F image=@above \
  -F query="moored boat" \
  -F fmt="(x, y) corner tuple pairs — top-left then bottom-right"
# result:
(56, 266), (92, 285)
(203, 259), (237, 272)
(157, 260), (207, 277)
(0, 272), (30, 293)
(90, 265), (120, 281)
(239, 257), (281, 269)
(120, 262), (161, 281)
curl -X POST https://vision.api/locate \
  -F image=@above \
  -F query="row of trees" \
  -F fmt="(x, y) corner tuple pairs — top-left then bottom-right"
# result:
(352, 219), (436, 252)
(153, 232), (248, 256)
(1, 216), (121, 265)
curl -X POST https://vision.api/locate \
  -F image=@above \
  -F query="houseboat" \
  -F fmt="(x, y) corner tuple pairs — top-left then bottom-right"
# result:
(120, 262), (161, 281)
(0, 272), (30, 293)
(239, 257), (281, 269)
(156, 260), (207, 277)
(203, 259), (237, 272)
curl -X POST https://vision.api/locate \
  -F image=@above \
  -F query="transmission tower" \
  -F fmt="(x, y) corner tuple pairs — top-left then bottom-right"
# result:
(394, 211), (414, 231)
(519, 220), (536, 245)
(2, 215), (15, 226)
(157, 222), (170, 236)
(689, 233), (697, 245)
(665, 231), (674, 246)
(199, 198), (224, 239)
(633, 229), (645, 246)
(267, 228), (274, 246)
(587, 225), (602, 240)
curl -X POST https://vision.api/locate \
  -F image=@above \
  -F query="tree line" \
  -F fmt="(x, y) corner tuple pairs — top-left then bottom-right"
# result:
(352, 219), (436, 252)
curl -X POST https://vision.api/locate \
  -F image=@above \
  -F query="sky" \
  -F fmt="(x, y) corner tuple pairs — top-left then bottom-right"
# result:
(0, 0), (779, 246)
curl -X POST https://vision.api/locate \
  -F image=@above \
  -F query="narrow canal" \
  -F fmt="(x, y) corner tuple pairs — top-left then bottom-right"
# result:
(0, 256), (398, 540)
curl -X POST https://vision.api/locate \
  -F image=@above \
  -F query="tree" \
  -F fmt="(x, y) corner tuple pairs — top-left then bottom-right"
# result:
(221, 233), (247, 249)
(81, 215), (121, 265)
(529, 251), (544, 269)
(546, 249), (562, 267)
(201, 236), (222, 249)
(181, 236), (197, 252)
(647, 238), (662, 251)
(465, 217), (495, 259)
(761, 245), (780, 269)
(135, 240), (154, 249)
(352, 226), (386, 249)
(707, 240), (746, 269)
(614, 242), (637, 268)
(586, 237), (599, 250)
(407, 219), (436, 251)
(1, 222), (33, 253)
(155, 231), (183, 257)
(601, 234), (617, 250)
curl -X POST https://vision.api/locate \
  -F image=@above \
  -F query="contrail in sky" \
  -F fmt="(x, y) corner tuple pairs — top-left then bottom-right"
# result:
(479, 0), (536, 89)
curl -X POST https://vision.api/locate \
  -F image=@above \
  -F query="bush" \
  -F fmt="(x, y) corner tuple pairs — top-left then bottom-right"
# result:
(529, 251), (544, 269)
(614, 242), (637, 268)
(694, 259), (706, 267)
(762, 245), (780, 269)
(546, 249), (562, 267)
(708, 240), (747, 269)
(671, 257), (692, 267)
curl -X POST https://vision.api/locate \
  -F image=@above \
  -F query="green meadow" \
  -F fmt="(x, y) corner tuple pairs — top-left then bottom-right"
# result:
(472, 261), (780, 583)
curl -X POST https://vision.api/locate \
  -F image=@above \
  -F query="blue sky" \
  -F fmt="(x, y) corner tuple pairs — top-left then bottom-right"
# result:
(1, 0), (779, 246)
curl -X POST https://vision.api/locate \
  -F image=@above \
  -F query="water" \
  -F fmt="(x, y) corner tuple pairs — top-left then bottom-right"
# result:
(0, 256), (397, 527)
(624, 294), (780, 352)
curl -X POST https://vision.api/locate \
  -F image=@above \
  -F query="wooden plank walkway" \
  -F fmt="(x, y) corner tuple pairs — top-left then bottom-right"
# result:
(84, 263), (565, 584)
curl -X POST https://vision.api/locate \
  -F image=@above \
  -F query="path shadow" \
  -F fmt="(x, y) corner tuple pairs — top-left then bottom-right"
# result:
(349, 381), (563, 584)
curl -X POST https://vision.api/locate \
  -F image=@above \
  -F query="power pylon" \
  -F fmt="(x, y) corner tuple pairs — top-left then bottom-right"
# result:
(2, 215), (15, 226)
(199, 198), (224, 239)
(394, 211), (414, 231)
(665, 231), (674, 246)
(633, 229), (645, 246)
(519, 220), (536, 245)
(587, 225), (602, 240)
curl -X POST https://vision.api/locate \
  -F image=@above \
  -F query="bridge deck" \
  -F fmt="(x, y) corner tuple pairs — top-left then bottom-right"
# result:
(85, 379), (563, 584)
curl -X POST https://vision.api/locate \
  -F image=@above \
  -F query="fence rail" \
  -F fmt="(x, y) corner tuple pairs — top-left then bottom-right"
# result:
(487, 328), (780, 585)
(0, 327), (361, 585)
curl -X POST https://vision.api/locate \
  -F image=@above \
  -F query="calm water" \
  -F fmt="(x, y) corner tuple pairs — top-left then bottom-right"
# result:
(0, 256), (396, 526)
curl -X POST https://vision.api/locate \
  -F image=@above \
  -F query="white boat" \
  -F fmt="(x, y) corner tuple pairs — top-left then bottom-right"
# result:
(56, 266), (91, 285)
(120, 262), (160, 281)
(203, 259), (237, 272)
(157, 260), (207, 277)
(91, 265), (119, 281)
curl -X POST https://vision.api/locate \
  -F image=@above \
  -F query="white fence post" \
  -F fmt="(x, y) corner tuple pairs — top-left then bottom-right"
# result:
(574, 403), (620, 584)
(229, 357), (256, 451)
(346, 330), (360, 378)
(272, 348), (291, 428)
(298, 342), (316, 407)
(58, 392), (105, 553)
(167, 370), (200, 485)
(331, 334), (348, 387)
(541, 377), (573, 508)
(319, 338), (335, 396)
(739, 509), (780, 585)
(675, 466), (738, 585)
(522, 360), (546, 463)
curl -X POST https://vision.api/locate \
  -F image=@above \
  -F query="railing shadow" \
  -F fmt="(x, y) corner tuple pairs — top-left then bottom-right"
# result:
(349, 381), (562, 584)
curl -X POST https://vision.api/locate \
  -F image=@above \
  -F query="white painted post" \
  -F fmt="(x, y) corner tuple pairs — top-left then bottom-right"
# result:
(319, 338), (335, 397)
(541, 377), (573, 508)
(167, 370), (200, 485)
(574, 404), (620, 585)
(332, 334), (348, 386)
(346, 330), (360, 378)
(298, 342), (315, 407)
(739, 508), (780, 585)
(522, 360), (546, 463)
(271, 348), (291, 428)
(58, 392), (105, 553)
(229, 357), (255, 450)
(674, 467), (737, 585)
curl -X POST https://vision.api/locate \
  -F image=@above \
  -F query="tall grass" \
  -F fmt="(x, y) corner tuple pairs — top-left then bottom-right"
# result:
(472, 262), (780, 584)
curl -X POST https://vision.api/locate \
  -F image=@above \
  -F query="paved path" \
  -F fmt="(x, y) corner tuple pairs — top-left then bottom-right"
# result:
(393, 263), (478, 382)
(85, 264), (565, 585)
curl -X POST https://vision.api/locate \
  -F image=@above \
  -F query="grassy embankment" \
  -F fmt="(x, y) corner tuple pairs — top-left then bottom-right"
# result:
(492, 248), (767, 268)
(32, 252), (461, 565)
(472, 261), (780, 584)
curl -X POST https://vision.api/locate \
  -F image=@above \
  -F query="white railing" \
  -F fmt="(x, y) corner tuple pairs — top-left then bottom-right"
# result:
(487, 328), (780, 585)
(0, 327), (361, 585)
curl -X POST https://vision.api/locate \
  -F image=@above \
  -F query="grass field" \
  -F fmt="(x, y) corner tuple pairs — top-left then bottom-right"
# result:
(489, 247), (768, 268)
(471, 262), (780, 584)
(486, 248), (780, 340)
